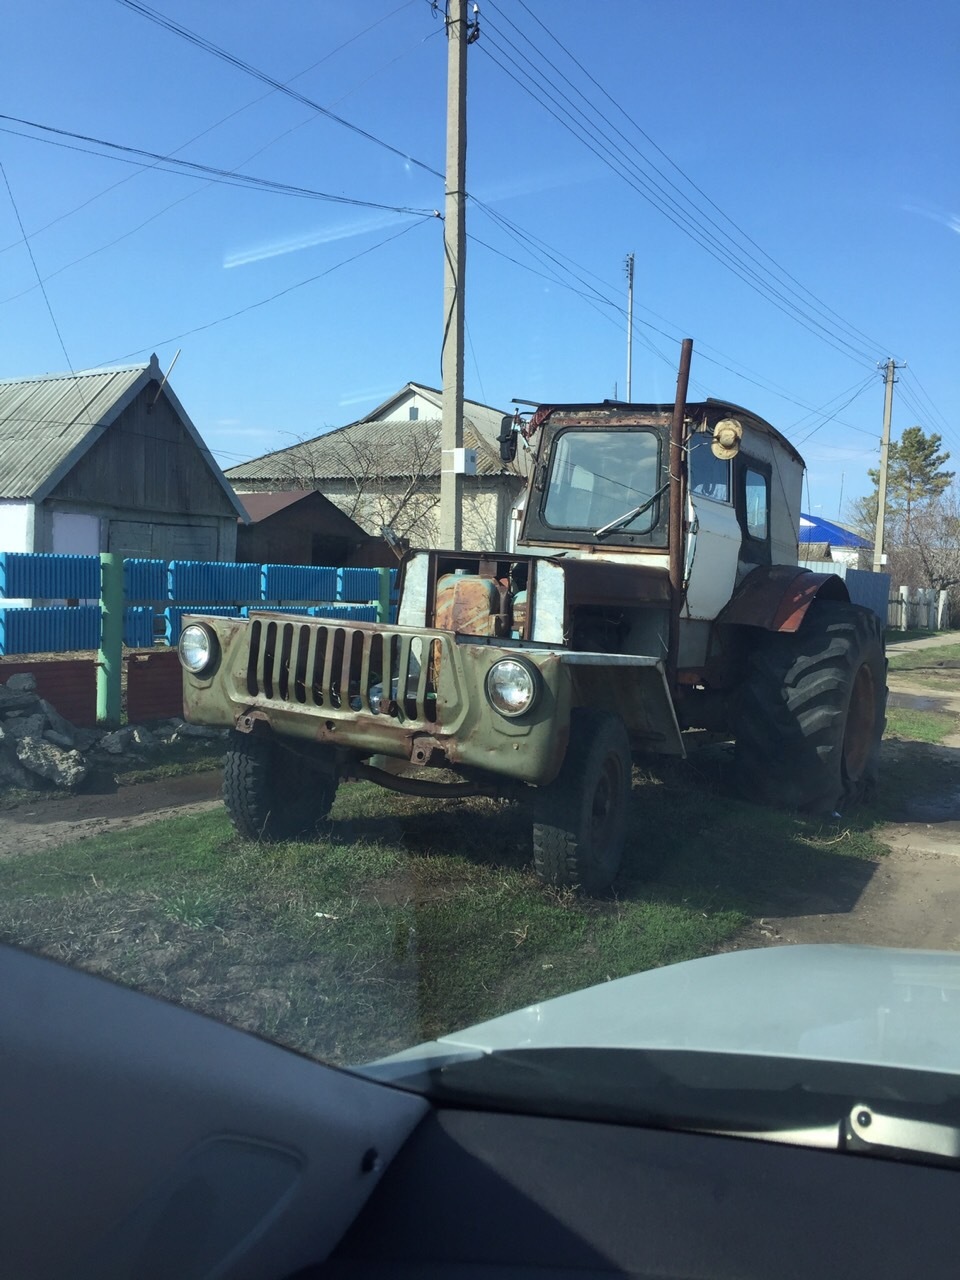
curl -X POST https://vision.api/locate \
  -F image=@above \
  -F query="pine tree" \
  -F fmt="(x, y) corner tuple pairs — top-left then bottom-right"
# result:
(867, 426), (954, 533)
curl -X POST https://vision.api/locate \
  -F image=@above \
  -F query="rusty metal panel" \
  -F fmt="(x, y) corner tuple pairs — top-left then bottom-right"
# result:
(434, 573), (508, 636)
(716, 565), (849, 633)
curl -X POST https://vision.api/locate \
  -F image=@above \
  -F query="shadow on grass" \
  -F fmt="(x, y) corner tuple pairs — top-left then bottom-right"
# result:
(324, 748), (886, 925)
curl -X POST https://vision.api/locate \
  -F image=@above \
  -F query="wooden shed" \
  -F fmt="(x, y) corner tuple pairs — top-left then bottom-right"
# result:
(0, 355), (245, 562)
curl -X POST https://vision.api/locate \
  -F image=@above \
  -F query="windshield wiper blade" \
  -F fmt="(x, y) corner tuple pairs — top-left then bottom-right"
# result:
(595, 481), (670, 539)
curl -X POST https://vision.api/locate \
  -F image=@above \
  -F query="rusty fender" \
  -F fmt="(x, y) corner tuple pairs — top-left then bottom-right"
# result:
(716, 564), (849, 633)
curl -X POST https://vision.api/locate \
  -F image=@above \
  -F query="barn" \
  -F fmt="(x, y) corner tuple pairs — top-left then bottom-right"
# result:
(0, 355), (244, 562)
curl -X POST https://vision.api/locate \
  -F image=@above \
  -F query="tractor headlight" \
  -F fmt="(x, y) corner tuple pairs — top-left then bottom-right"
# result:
(485, 658), (539, 718)
(178, 623), (219, 676)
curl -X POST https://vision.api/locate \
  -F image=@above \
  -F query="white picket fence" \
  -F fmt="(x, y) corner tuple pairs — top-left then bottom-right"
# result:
(887, 586), (951, 632)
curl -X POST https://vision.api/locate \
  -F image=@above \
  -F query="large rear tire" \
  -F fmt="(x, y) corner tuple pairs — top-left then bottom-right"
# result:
(223, 730), (338, 841)
(532, 709), (632, 894)
(734, 600), (887, 813)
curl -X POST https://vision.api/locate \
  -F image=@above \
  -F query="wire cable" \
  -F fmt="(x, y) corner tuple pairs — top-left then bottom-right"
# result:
(496, 0), (889, 361)
(0, 0), (420, 258)
(0, 160), (97, 429)
(477, 31), (878, 368)
(100, 214), (432, 364)
(113, 0), (445, 182)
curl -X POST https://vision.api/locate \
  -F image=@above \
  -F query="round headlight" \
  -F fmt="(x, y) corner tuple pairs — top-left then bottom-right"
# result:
(178, 623), (218, 675)
(486, 658), (539, 718)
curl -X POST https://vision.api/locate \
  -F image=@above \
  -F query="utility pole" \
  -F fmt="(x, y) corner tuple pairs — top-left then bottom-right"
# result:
(872, 357), (901, 574)
(439, 0), (471, 549)
(624, 252), (635, 401)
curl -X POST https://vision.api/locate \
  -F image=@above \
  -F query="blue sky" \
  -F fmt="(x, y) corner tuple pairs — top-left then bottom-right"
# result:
(2, 0), (957, 521)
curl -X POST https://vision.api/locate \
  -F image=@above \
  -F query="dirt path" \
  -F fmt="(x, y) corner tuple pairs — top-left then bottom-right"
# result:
(0, 771), (223, 858)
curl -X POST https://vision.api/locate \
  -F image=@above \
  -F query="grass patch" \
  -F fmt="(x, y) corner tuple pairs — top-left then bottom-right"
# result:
(888, 643), (960, 673)
(885, 629), (935, 645)
(884, 704), (956, 744)
(0, 749), (900, 1066)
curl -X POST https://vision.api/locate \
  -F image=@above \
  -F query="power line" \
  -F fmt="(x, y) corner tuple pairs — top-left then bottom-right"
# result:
(495, 0), (889, 361)
(100, 215), (433, 364)
(477, 30), (878, 369)
(793, 377), (878, 446)
(0, 0), (420, 259)
(113, 0), (445, 182)
(0, 114), (435, 214)
(0, 160), (97, 431)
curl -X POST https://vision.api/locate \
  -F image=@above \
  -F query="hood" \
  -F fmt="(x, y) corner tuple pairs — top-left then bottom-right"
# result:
(363, 944), (960, 1079)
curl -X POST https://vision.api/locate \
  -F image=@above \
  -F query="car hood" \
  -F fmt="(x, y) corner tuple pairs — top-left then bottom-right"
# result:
(364, 944), (960, 1079)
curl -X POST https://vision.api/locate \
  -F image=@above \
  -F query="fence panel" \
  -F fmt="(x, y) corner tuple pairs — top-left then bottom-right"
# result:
(339, 567), (381, 603)
(167, 560), (261, 603)
(0, 552), (99, 599)
(124, 558), (167, 601)
(260, 564), (338, 603)
(0, 605), (100, 654)
(843, 569), (890, 626)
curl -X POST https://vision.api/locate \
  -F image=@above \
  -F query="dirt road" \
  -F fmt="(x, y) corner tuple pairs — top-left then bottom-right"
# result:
(0, 771), (222, 858)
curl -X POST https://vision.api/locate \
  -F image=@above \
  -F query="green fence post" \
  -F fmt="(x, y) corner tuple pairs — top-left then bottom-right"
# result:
(97, 552), (123, 727)
(377, 566), (392, 624)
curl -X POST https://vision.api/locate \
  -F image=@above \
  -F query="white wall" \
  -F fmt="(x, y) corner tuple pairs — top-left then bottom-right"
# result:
(0, 500), (33, 607)
(0, 501), (32, 554)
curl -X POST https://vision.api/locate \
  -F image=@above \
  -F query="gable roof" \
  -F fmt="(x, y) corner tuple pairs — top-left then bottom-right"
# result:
(225, 382), (517, 485)
(0, 355), (246, 518)
(237, 489), (368, 539)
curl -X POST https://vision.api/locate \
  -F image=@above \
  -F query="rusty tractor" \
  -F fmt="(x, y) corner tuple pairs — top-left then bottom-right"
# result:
(179, 345), (886, 893)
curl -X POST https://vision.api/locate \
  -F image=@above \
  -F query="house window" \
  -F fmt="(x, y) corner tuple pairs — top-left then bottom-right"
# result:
(409, 406), (419, 421)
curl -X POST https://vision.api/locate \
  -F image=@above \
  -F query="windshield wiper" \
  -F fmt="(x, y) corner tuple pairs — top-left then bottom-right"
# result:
(595, 481), (670, 539)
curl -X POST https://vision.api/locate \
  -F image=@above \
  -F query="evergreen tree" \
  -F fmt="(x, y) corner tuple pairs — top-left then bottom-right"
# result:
(867, 426), (954, 531)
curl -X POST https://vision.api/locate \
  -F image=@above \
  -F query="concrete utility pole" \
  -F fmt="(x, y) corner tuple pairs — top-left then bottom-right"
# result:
(625, 252), (635, 401)
(872, 357), (900, 574)
(440, 0), (469, 549)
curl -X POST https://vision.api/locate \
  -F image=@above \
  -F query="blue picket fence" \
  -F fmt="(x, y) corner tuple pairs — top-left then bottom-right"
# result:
(0, 553), (398, 655)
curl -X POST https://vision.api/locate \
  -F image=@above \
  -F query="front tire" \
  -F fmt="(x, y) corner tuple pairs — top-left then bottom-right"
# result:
(532, 709), (632, 894)
(223, 730), (338, 841)
(734, 600), (887, 813)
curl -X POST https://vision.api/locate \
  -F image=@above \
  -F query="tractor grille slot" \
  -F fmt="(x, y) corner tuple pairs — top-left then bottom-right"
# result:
(246, 619), (441, 723)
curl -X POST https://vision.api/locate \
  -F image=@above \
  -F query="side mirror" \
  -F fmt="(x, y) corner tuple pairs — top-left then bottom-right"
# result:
(498, 415), (518, 464)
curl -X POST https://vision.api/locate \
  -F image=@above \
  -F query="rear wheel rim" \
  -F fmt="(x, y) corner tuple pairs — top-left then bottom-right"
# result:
(843, 662), (876, 780)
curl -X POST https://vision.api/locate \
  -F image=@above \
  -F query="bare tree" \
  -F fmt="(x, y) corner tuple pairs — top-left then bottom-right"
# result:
(895, 483), (960, 594)
(274, 423), (443, 544)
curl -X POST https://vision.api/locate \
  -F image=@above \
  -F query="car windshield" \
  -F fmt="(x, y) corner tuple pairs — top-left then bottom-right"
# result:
(542, 429), (661, 534)
(0, 0), (956, 1154)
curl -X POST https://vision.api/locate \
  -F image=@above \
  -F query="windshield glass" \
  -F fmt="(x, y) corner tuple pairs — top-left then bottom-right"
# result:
(542, 429), (661, 533)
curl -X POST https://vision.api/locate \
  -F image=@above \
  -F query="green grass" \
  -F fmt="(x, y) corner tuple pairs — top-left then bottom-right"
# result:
(884, 704), (956, 744)
(888, 643), (960, 673)
(0, 753), (900, 1066)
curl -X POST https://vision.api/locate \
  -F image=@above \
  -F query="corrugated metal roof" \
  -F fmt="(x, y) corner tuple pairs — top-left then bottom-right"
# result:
(226, 415), (506, 483)
(799, 513), (872, 549)
(0, 362), (149, 499)
(225, 383), (517, 484)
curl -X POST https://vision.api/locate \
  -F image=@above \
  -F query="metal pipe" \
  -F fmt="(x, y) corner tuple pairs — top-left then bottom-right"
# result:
(667, 339), (693, 686)
(353, 762), (493, 799)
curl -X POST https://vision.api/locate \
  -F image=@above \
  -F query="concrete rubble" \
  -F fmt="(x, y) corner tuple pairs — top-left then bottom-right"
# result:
(0, 670), (227, 794)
